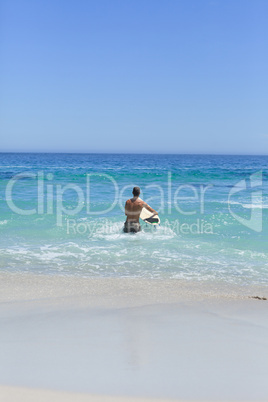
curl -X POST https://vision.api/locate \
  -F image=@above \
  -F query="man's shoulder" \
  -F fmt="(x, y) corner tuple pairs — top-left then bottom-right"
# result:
(136, 199), (145, 207)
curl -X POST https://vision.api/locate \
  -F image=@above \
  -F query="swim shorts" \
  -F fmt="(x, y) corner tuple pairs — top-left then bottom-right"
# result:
(123, 222), (141, 233)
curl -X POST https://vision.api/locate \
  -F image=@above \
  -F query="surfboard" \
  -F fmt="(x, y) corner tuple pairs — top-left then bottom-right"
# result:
(140, 207), (160, 225)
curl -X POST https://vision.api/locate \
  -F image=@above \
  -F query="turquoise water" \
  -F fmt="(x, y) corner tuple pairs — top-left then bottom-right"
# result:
(0, 153), (267, 284)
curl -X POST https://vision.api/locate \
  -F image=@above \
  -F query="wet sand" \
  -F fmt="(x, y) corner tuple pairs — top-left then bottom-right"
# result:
(0, 272), (268, 401)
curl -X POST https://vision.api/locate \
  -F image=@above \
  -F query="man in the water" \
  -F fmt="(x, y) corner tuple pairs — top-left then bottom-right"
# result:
(124, 186), (158, 233)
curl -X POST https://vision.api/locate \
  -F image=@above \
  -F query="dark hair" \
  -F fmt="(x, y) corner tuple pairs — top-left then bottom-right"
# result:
(133, 186), (140, 197)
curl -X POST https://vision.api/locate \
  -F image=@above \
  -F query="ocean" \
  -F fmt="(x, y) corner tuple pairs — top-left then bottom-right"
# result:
(0, 153), (267, 284)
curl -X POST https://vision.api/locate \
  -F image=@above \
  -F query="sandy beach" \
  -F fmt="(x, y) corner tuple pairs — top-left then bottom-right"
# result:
(0, 272), (268, 402)
(0, 385), (193, 402)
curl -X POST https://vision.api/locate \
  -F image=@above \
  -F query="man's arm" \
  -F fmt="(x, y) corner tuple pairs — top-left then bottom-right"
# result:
(143, 202), (158, 215)
(125, 201), (128, 216)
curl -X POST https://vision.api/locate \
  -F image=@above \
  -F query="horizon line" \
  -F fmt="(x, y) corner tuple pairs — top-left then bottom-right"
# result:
(0, 151), (268, 157)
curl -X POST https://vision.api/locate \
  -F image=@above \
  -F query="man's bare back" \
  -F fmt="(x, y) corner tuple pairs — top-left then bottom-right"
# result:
(123, 187), (158, 233)
(125, 197), (156, 222)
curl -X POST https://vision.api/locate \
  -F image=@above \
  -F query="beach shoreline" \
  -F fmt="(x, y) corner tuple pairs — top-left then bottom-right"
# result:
(1, 271), (268, 305)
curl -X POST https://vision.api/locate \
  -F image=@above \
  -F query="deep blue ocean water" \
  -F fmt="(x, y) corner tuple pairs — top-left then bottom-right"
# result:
(0, 153), (267, 284)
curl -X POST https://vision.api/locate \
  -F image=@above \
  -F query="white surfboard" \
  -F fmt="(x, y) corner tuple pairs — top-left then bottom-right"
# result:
(140, 206), (160, 226)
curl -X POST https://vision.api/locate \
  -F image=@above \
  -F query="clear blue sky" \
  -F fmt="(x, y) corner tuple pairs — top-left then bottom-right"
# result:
(0, 0), (267, 154)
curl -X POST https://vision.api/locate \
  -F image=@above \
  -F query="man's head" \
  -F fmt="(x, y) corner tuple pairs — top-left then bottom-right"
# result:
(132, 186), (140, 197)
